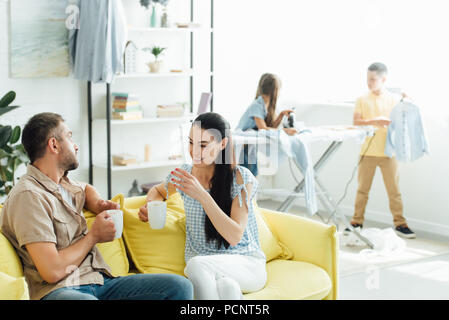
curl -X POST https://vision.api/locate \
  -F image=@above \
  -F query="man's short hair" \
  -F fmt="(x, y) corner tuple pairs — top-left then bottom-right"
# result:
(22, 113), (65, 163)
(368, 62), (388, 76)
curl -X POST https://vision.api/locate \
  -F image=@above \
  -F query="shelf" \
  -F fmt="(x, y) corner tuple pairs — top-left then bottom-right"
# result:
(115, 70), (194, 79)
(128, 27), (213, 33)
(94, 160), (184, 172)
(93, 115), (194, 126)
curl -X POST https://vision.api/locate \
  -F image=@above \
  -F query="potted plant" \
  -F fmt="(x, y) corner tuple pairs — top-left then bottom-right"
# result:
(143, 46), (166, 73)
(0, 91), (28, 200)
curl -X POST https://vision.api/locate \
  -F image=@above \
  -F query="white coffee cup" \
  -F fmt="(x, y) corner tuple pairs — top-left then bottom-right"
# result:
(147, 201), (167, 229)
(107, 209), (123, 239)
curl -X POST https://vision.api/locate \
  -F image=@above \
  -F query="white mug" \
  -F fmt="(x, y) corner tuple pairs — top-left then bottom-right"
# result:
(147, 201), (167, 229)
(107, 209), (123, 239)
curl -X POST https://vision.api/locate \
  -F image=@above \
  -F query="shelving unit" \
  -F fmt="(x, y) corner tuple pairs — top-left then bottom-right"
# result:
(87, 0), (214, 199)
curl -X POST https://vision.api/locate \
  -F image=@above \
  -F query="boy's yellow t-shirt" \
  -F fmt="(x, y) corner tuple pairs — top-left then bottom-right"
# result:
(354, 91), (399, 157)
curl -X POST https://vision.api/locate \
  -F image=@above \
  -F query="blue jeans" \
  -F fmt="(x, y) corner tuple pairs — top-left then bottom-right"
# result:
(42, 273), (193, 300)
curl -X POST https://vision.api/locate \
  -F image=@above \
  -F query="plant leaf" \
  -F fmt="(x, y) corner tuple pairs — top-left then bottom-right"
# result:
(0, 91), (16, 109)
(0, 126), (12, 148)
(0, 106), (20, 117)
(0, 149), (9, 159)
(9, 126), (21, 144)
(5, 169), (13, 182)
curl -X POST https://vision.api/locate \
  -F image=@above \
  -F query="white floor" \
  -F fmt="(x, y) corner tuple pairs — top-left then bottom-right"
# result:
(257, 199), (449, 300)
(338, 253), (449, 300)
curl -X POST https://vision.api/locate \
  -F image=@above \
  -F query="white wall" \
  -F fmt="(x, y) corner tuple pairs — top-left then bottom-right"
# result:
(213, 0), (449, 236)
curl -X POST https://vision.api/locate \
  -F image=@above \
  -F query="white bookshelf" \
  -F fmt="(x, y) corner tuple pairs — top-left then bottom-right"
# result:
(115, 70), (194, 79)
(94, 159), (184, 172)
(93, 115), (195, 126)
(88, 1), (214, 198)
(128, 27), (213, 33)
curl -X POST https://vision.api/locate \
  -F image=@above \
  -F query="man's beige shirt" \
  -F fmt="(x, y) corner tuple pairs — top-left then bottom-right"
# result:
(0, 165), (113, 300)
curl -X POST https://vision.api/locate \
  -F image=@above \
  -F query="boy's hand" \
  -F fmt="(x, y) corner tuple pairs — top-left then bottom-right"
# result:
(372, 116), (391, 127)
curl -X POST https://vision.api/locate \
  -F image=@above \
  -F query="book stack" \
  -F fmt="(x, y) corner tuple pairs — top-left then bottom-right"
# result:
(157, 104), (184, 117)
(112, 153), (138, 166)
(112, 93), (143, 120)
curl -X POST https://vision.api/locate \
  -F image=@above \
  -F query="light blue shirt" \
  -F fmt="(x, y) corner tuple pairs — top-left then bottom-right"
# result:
(236, 96), (267, 131)
(164, 164), (266, 262)
(385, 101), (429, 162)
(69, 0), (127, 83)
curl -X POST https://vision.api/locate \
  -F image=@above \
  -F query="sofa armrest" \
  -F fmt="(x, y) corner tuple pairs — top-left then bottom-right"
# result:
(259, 208), (338, 300)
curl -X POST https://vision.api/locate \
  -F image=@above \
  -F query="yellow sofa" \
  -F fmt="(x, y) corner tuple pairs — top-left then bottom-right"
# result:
(0, 194), (338, 300)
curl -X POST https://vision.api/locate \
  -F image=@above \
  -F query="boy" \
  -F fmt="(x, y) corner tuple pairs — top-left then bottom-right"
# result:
(349, 62), (416, 239)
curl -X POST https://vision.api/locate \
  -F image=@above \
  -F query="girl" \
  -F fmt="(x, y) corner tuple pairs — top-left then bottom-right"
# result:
(236, 73), (297, 176)
(138, 112), (267, 300)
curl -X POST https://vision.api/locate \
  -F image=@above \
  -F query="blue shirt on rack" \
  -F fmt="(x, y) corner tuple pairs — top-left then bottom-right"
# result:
(69, 0), (127, 83)
(384, 100), (429, 162)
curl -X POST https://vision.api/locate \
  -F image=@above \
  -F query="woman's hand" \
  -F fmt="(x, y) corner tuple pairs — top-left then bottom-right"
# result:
(138, 203), (148, 222)
(170, 168), (209, 202)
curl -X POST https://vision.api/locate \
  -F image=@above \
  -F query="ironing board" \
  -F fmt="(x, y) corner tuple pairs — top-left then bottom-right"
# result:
(232, 125), (375, 248)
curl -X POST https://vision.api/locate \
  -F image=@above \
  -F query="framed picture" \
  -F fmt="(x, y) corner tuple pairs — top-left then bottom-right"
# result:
(9, 0), (70, 78)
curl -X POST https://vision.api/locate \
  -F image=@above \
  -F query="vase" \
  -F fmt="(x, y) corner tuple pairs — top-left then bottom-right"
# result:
(150, 5), (157, 27)
(147, 61), (162, 73)
(161, 8), (169, 28)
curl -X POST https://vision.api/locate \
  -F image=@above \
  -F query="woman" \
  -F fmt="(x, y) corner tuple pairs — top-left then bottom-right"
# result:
(236, 73), (297, 176)
(138, 112), (267, 300)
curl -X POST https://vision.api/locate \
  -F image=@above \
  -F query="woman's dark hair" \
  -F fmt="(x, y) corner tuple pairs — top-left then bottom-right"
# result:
(193, 112), (236, 249)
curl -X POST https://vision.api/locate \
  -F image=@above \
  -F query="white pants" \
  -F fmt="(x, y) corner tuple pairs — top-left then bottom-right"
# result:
(184, 254), (267, 300)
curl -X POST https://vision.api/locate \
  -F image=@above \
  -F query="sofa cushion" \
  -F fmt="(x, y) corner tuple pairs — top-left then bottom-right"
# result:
(83, 194), (129, 277)
(0, 271), (29, 300)
(122, 192), (186, 276)
(253, 201), (292, 262)
(0, 205), (24, 278)
(243, 259), (332, 300)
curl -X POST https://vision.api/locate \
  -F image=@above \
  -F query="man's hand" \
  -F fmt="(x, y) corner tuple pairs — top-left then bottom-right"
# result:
(95, 199), (120, 212)
(89, 211), (116, 243)
(84, 184), (120, 214)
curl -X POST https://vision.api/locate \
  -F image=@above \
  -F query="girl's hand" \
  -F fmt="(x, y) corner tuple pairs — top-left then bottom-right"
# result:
(283, 127), (298, 136)
(280, 109), (294, 117)
(170, 168), (208, 202)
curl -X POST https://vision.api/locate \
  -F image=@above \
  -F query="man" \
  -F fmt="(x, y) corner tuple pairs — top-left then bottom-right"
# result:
(0, 112), (193, 300)
(348, 62), (415, 239)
